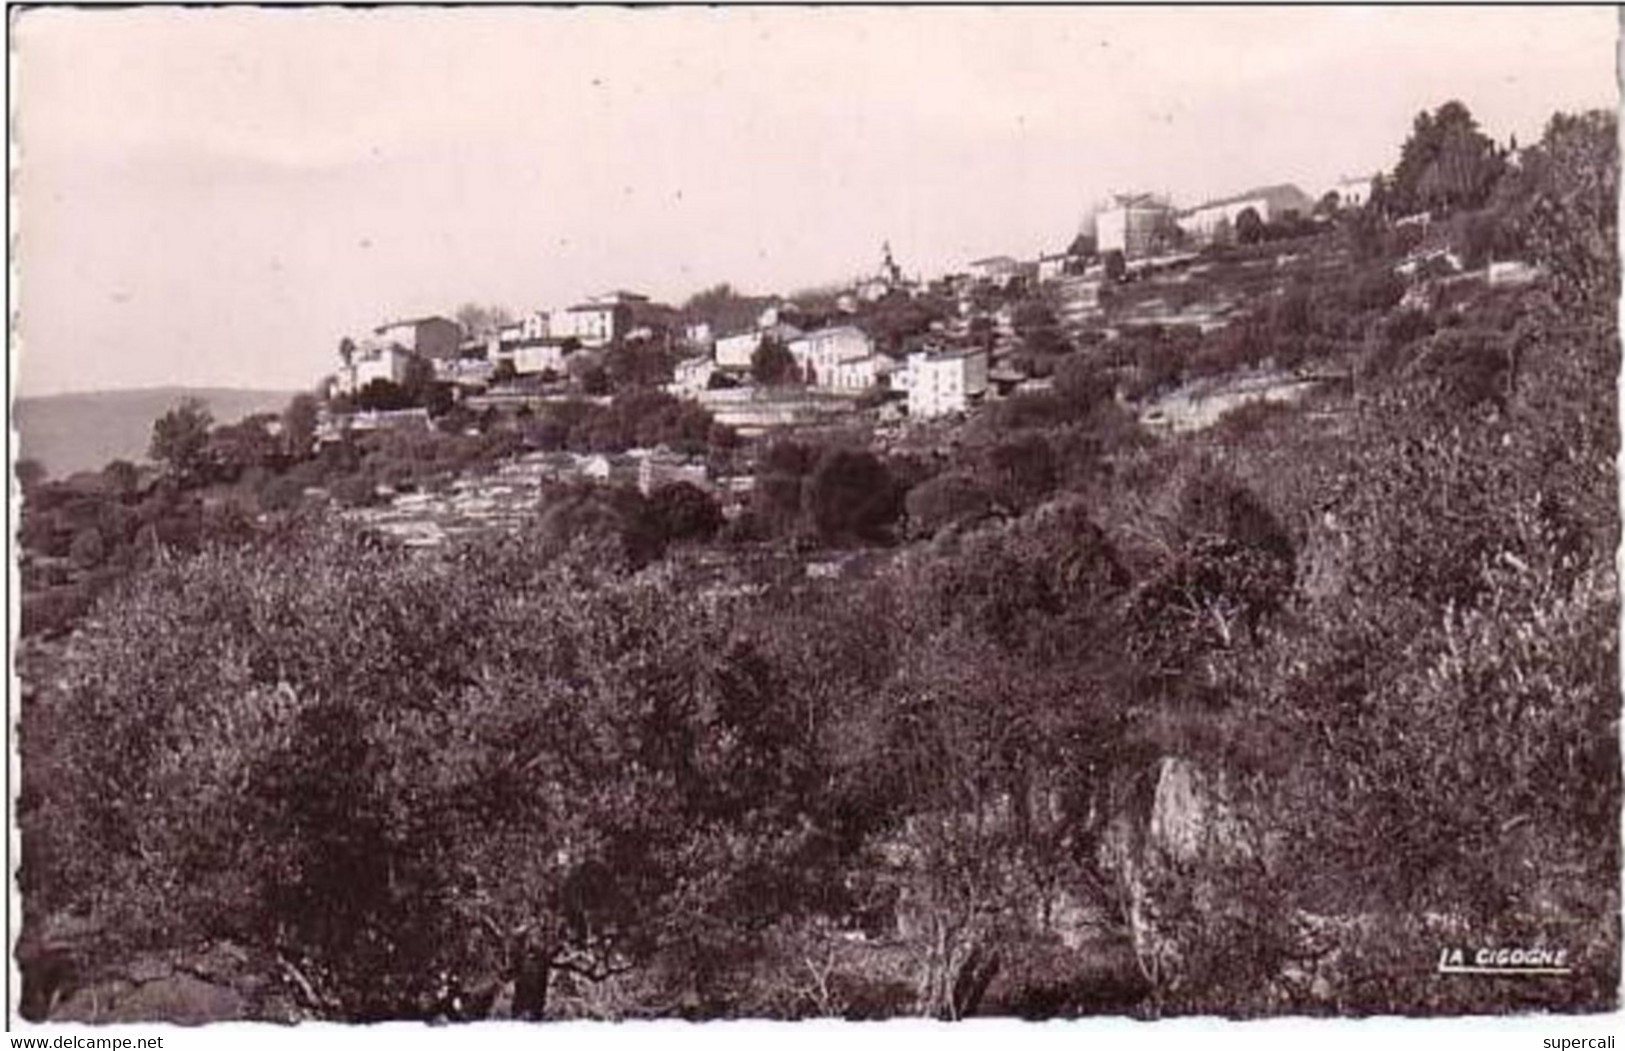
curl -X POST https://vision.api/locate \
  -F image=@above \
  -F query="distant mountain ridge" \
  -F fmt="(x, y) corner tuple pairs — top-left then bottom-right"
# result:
(14, 386), (299, 480)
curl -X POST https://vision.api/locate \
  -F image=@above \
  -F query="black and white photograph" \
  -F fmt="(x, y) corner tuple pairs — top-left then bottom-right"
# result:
(8, 4), (1621, 1039)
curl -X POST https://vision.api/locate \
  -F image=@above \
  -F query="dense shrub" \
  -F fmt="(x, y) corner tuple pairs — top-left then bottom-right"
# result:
(904, 470), (994, 537)
(1350, 266), (1405, 312)
(981, 435), (1057, 511)
(328, 475), (382, 509)
(532, 483), (665, 569)
(645, 481), (724, 546)
(805, 448), (902, 544)
(24, 530), (845, 1020)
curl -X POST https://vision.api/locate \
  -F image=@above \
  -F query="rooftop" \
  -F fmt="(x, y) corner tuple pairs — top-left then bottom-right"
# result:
(589, 290), (651, 305)
(1108, 192), (1172, 211)
(911, 345), (987, 363)
(374, 315), (457, 333)
(792, 324), (869, 340)
(1183, 183), (1313, 216)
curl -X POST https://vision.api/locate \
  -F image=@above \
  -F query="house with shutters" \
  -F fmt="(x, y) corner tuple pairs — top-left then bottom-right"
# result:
(786, 326), (874, 388)
(906, 347), (989, 419)
(371, 316), (462, 361)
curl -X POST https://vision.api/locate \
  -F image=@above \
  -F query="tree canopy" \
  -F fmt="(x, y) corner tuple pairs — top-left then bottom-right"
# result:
(1387, 100), (1505, 217)
(149, 398), (216, 480)
(751, 338), (798, 386)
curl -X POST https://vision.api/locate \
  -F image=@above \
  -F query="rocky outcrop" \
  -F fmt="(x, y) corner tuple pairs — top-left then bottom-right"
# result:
(1146, 756), (1251, 866)
(1097, 756), (1257, 1000)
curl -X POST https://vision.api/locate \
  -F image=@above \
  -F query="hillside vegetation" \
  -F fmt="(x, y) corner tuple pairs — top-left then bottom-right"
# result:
(16, 107), (1618, 1021)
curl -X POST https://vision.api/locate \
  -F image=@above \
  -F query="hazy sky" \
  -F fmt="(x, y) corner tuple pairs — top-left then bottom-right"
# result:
(14, 6), (1617, 396)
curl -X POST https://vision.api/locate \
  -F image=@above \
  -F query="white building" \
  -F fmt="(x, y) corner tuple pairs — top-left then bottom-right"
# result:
(1326, 175), (1377, 210)
(579, 454), (614, 483)
(496, 311), (551, 344)
(551, 304), (621, 347)
(1177, 184), (1314, 245)
(787, 326), (874, 387)
(967, 255), (1021, 288)
(826, 354), (894, 394)
(516, 311), (550, 341)
(906, 348), (989, 419)
(637, 453), (711, 497)
(1097, 194), (1176, 259)
(670, 355), (719, 396)
(1037, 253), (1072, 282)
(370, 316), (462, 360)
(549, 295), (646, 348)
(511, 342), (568, 376)
(337, 342), (417, 395)
(714, 331), (763, 371)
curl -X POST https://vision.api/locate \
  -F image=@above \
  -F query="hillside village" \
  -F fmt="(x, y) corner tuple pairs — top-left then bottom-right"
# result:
(329, 176), (1371, 429)
(16, 98), (1618, 1025)
(18, 136), (1547, 598)
(299, 163), (1549, 548)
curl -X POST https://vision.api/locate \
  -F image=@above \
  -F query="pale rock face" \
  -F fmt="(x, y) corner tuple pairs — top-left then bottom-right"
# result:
(1147, 757), (1209, 864)
(1142, 756), (1252, 867)
(1097, 756), (1256, 993)
(1300, 512), (1353, 603)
